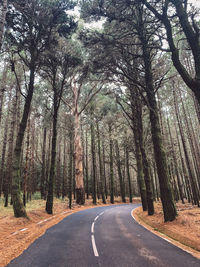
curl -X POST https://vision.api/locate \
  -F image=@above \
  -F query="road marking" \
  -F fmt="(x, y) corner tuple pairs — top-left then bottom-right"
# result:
(20, 228), (28, 232)
(11, 232), (18, 236)
(37, 220), (44, 225)
(91, 222), (95, 233)
(11, 227), (28, 236)
(94, 215), (99, 221)
(91, 210), (105, 257)
(91, 234), (99, 257)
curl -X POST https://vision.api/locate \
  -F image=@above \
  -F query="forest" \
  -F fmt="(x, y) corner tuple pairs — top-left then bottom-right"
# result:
(0, 0), (199, 227)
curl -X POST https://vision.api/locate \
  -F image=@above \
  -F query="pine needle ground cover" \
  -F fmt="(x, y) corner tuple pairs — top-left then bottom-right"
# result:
(133, 202), (200, 259)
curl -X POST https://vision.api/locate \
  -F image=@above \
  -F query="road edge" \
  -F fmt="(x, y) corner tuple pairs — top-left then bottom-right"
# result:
(131, 206), (200, 260)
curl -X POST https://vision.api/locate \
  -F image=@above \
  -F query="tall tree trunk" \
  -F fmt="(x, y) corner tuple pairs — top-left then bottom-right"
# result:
(142, 41), (177, 221)
(0, 65), (8, 128)
(0, 0), (8, 49)
(0, 89), (12, 197)
(115, 140), (126, 203)
(23, 116), (31, 207)
(129, 89), (147, 211)
(12, 61), (36, 218)
(41, 127), (47, 199)
(102, 140), (108, 199)
(62, 136), (67, 200)
(46, 86), (59, 214)
(125, 144), (132, 203)
(85, 128), (89, 199)
(45, 129), (51, 199)
(56, 137), (61, 199)
(4, 89), (18, 206)
(68, 124), (73, 209)
(109, 124), (114, 204)
(91, 119), (97, 204)
(96, 121), (106, 204)
(73, 84), (85, 205)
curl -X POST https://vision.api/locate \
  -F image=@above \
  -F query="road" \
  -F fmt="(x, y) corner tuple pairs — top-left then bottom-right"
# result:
(7, 204), (200, 267)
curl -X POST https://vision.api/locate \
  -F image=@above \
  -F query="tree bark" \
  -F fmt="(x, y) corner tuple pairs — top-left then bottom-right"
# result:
(96, 121), (106, 204)
(73, 84), (85, 205)
(140, 34), (177, 221)
(91, 119), (97, 205)
(12, 59), (36, 218)
(4, 89), (18, 207)
(46, 102), (58, 214)
(0, 0), (8, 49)
(41, 127), (47, 199)
(125, 145), (132, 203)
(0, 89), (11, 197)
(23, 116), (31, 207)
(109, 124), (114, 204)
(85, 129), (89, 199)
(115, 140), (126, 203)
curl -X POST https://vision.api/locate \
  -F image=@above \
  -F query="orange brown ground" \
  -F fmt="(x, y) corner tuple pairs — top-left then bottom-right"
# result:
(133, 202), (200, 259)
(0, 197), (139, 267)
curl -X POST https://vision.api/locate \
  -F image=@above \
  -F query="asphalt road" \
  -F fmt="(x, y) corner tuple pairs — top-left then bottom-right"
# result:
(7, 204), (200, 267)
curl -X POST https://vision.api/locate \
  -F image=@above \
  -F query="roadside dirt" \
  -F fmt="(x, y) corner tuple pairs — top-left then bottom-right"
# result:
(0, 197), (138, 267)
(133, 202), (200, 259)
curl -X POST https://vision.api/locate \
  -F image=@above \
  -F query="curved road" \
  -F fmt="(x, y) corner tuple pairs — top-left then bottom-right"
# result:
(7, 204), (200, 267)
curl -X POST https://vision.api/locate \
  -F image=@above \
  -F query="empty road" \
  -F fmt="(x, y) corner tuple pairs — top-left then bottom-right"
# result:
(7, 204), (200, 267)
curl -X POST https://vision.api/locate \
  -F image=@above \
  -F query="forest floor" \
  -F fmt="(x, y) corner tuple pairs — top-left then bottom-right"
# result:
(133, 201), (200, 259)
(0, 196), (138, 267)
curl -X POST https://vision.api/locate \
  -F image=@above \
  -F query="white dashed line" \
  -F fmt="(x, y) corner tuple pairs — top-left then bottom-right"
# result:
(91, 234), (99, 257)
(90, 211), (106, 257)
(91, 222), (95, 234)
(94, 215), (99, 221)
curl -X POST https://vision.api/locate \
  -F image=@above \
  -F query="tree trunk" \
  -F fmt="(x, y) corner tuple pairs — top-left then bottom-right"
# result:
(4, 89), (18, 207)
(115, 140), (126, 203)
(0, 89), (11, 197)
(96, 121), (106, 204)
(85, 129), (89, 199)
(129, 89), (147, 211)
(0, 0), (8, 49)
(109, 124), (114, 204)
(142, 43), (177, 221)
(23, 116), (31, 207)
(73, 84), (85, 205)
(62, 136), (67, 200)
(102, 140), (108, 199)
(12, 61), (36, 218)
(41, 127), (47, 199)
(91, 119), (97, 205)
(68, 123), (73, 209)
(125, 145), (132, 203)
